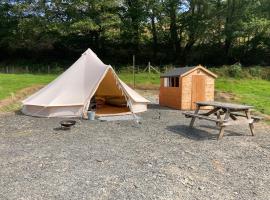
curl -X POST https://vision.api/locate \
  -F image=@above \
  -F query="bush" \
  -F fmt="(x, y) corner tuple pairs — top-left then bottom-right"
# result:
(51, 66), (63, 74)
(227, 64), (243, 78)
(249, 66), (262, 78)
(210, 67), (227, 77)
(163, 64), (175, 73)
(261, 68), (270, 81)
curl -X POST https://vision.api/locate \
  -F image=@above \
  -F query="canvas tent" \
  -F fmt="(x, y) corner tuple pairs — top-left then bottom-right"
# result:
(22, 48), (150, 118)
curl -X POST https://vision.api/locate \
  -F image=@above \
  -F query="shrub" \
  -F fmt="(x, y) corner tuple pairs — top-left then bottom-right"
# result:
(249, 66), (262, 78)
(261, 68), (270, 81)
(163, 64), (174, 73)
(51, 66), (63, 74)
(210, 67), (227, 77)
(227, 64), (243, 78)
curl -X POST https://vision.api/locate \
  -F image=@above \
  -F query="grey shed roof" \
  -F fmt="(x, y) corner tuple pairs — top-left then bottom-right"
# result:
(160, 67), (196, 78)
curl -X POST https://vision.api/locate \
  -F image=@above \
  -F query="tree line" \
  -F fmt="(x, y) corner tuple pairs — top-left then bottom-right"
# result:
(0, 0), (269, 67)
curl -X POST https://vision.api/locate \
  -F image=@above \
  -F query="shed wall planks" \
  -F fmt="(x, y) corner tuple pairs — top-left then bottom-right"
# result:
(159, 78), (182, 109)
(159, 67), (216, 110)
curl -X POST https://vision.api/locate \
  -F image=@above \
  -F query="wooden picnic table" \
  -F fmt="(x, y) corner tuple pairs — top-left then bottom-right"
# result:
(183, 101), (262, 140)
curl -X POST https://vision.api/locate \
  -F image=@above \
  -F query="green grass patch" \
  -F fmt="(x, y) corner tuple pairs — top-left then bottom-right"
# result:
(216, 78), (270, 115)
(1, 72), (270, 118)
(0, 73), (56, 100)
(0, 102), (22, 113)
(119, 72), (160, 86)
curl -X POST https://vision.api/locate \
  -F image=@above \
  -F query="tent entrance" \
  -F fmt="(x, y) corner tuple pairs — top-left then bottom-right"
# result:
(90, 69), (131, 116)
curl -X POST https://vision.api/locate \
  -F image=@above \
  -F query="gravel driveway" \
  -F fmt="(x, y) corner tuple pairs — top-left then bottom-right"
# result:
(0, 105), (269, 200)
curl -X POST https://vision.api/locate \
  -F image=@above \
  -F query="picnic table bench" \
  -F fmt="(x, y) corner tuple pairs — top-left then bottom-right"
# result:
(183, 101), (263, 140)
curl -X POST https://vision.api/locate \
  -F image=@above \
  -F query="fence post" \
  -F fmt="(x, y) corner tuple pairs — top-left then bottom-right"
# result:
(5, 66), (9, 73)
(133, 55), (135, 88)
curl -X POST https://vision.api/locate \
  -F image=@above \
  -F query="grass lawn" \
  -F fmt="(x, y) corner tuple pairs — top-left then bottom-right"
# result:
(216, 78), (270, 115)
(1, 73), (270, 117)
(0, 74), (56, 100)
(119, 72), (160, 86)
(0, 72), (159, 100)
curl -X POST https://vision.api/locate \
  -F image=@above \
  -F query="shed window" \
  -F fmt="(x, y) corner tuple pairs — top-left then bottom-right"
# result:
(164, 77), (179, 87)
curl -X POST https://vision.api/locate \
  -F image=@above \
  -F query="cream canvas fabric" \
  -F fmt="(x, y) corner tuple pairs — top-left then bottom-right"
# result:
(22, 48), (150, 118)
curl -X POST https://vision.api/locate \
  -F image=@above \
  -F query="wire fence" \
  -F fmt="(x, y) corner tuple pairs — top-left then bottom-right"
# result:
(0, 65), (65, 74)
(0, 63), (171, 75)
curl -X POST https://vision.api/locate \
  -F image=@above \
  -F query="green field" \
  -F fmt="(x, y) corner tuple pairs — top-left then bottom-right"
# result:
(0, 74), (56, 100)
(0, 73), (270, 116)
(216, 78), (270, 115)
(119, 72), (160, 86)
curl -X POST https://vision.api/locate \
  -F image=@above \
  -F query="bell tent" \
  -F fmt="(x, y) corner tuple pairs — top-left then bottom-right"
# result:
(22, 49), (150, 118)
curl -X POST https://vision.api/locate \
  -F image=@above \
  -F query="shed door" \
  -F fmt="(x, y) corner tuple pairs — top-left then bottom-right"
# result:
(191, 75), (206, 110)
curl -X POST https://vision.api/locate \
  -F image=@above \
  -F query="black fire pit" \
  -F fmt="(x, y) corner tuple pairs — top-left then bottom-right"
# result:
(60, 120), (76, 130)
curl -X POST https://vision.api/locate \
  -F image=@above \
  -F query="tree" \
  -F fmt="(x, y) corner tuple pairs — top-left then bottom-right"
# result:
(0, 0), (269, 66)
(181, 0), (211, 63)
(145, 0), (162, 58)
(163, 0), (182, 57)
(120, 0), (146, 53)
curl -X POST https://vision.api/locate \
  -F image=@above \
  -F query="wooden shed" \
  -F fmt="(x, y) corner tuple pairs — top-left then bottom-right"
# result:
(159, 65), (217, 110)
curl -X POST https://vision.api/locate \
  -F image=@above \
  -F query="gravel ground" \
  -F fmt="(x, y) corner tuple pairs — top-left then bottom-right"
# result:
(0, 105), (269, 200)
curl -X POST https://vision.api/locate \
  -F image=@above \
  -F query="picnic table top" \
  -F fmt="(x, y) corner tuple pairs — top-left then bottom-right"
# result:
(196, 101), (253, 110)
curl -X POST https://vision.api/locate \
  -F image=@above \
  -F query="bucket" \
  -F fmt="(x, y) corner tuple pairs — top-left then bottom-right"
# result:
(87, 111), (95, 120)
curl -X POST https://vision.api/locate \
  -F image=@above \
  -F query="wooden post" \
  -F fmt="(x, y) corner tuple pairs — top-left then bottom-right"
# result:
(218, 109), (230, 140)
(245, 109), (255, 136)
(216, 110), (221, 126)
(148, 61), (151, 74)
(25, 66), (29, 73)
(133, 55), (135, 88)
(6, 66), (9, 74)
(190, 105), (200, 127)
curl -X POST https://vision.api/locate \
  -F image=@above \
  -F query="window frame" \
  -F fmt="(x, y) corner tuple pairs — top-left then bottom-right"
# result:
(164, 76), (179, 87)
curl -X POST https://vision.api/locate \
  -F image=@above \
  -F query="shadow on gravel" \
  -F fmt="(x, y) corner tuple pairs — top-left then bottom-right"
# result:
(166, 125), (217, 140)
(148, 104), (174, 111)
(53, 127), (70, 131)
(199, 124), (245, 137)
(14, 109), (24, 115)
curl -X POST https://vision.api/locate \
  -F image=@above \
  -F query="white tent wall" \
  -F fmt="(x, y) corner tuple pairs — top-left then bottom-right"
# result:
(21, 48), (150, 118)
(22, 105), (83, 118)
(129, 102), (148, 113)
(22, 49), (108, 107)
